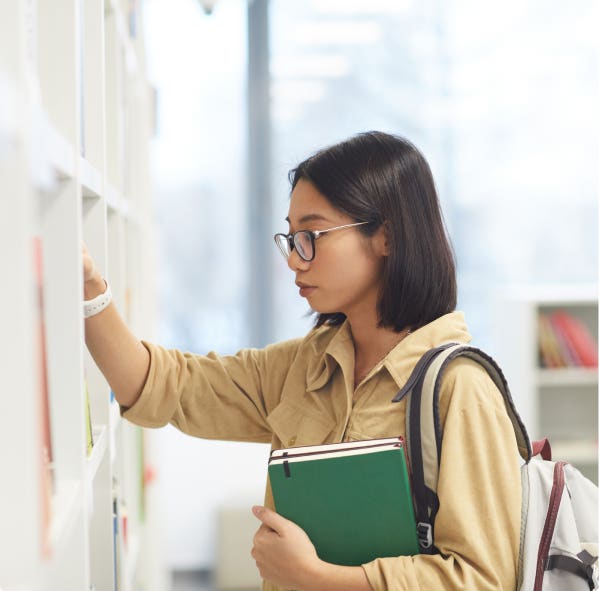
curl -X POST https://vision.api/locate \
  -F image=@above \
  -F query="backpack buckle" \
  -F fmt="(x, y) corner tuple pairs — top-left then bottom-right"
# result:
(417, 522), (433, 549)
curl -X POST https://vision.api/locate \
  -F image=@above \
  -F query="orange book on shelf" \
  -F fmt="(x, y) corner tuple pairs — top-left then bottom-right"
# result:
(538, 313), (566, 368)
(33, 237), (53, 558)
(551, 311), (598, 368)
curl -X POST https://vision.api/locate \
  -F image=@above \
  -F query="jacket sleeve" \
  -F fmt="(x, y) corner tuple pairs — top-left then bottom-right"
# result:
(120, 337), (304, 443)
(362, 358), (521, 590)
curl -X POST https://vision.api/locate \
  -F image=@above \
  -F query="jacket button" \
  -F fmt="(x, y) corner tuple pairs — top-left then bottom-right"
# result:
(288, 436), (297, 446)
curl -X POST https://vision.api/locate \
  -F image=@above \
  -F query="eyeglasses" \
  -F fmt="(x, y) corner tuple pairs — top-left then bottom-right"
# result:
(274, 221), (370, 262)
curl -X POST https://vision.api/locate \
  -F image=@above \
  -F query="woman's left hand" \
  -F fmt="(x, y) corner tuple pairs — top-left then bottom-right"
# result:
(251, 505), (323, 589)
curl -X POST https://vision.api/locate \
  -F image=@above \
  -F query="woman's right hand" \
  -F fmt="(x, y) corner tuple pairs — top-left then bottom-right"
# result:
(82, 242), (97, 282)
(82, 242), (105, 299)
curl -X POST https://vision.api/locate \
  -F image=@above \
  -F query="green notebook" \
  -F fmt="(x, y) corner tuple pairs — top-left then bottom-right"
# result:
(268, 436), (419, 566)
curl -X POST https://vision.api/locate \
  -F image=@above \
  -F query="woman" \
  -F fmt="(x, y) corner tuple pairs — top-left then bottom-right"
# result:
(84, 131), (521, 590)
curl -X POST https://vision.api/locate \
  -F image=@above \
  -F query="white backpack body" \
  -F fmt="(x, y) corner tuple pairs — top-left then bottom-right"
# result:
(519, 455), (598, 590)
(393, 343), (599, 590)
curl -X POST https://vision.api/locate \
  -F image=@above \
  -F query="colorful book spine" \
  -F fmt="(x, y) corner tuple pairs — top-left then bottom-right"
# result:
(551, 311), (598, 368)
(33, 236), (54, 558)
(549, 314), (582, 366)
(33, 237), (54, 558)
(538, 313), (566, 368)
(84, 381), (94, 456)
(538, 310), (598, 368)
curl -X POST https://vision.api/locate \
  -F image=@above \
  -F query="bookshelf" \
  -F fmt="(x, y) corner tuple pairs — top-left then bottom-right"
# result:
(494, 285), (599, 484)
(0, 1), (166, 590)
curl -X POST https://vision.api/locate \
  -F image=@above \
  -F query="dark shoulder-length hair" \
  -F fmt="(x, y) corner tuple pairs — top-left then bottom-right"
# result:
(289, 131), (457, 332)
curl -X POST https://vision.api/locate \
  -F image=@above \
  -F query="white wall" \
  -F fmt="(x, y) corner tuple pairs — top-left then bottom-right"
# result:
(154, 425), (270, 569)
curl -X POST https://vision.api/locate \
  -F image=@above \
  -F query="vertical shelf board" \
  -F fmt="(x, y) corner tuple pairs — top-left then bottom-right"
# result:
(492, 296), (539, 438)
(140, 222), (157, 341)
(104, 8), (124, 193)
(0, 127), (41, 588)
(45, 503), (88, 591)
(0, 1), (25, 80)
(82, 0), (107, 170)
(39, 178), (91, 588)
(83, 194), (111, 427)
(112, 413), (136, 591)
(82, 195), (108, 272)
(122, 73), (132, 200)
(107, 208), (127, 308)
(89, 451), (117, 590)
(124, 422), (143, 524)
(136, 429), (169, 591)
(126, 221), (156, 341)
(36, 0), (79, 146)
(39, 180), (86, 481)
(123, 70), (149, 207)
(124, 219), (140, 330)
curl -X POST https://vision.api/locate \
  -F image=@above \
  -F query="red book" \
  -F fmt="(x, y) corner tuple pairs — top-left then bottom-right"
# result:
(551, 311), (598, 368)
(33, 237), (53, 558)
(549, 314), (583, 366)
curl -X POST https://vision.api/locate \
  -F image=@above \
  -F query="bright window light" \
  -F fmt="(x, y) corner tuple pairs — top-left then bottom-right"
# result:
(292, 21), (382, 45)
(270, 54), (351, 79)
(311, 0), (414, 15)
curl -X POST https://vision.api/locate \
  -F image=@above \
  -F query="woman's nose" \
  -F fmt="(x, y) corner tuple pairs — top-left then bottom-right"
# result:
(287, 248), (310, 272)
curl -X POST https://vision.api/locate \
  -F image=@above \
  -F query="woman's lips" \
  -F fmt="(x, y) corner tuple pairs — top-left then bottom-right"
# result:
(296, 283), (316, 297)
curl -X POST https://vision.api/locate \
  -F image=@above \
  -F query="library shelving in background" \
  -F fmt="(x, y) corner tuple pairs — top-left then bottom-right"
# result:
(494, 285), (599, 484)
(0, 1), (167, 590)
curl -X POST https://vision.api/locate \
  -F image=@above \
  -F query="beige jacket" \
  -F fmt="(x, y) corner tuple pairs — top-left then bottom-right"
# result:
(122, 311), (521, 590)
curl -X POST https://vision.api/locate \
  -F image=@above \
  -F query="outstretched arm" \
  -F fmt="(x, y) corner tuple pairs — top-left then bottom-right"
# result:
(83, 243), (150, 408)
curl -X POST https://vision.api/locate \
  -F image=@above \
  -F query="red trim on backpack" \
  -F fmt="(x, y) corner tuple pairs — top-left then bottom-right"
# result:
(532, 439), (552, 461)
(534, 461), (566, 591)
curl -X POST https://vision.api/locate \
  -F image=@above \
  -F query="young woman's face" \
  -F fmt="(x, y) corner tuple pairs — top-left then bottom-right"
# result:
(285, 179), (387, 321)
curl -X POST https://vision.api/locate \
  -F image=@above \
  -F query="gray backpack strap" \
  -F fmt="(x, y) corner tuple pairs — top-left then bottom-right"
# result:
(393, 343), (532, 552)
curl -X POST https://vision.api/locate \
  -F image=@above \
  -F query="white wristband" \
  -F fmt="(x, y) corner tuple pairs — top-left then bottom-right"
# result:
(83, 280), (113, 318)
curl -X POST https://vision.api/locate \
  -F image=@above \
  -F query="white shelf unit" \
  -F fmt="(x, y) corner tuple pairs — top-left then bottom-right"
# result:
(494, 285), (598, 484)
(0, 1), (165, 590)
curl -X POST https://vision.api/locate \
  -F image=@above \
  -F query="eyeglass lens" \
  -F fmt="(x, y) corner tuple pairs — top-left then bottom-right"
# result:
(275, 231), (314, 261)
(294, 231), (313, 260)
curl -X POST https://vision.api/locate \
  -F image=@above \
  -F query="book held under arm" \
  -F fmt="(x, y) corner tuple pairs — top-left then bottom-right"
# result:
(268, 436), (419, 567)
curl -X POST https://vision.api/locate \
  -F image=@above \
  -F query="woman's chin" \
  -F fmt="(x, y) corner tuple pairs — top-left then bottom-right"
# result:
(308, 302), (343, 315)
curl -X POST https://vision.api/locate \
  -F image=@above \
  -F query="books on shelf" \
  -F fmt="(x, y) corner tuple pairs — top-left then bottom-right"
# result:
(268, 437), (419, 566)
(538, 310), (598, 369)
(113, 478), (122, 590)
(33, 237), (54, 558)
(127, 0), (139, 38)
(84, 381), (94, 456)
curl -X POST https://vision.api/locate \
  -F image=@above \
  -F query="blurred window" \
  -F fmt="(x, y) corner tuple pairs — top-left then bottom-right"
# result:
(269, 0), (599, 346)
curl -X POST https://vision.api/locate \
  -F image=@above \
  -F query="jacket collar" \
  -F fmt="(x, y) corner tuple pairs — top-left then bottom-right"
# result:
(382, 311), (472, 388)
(306, 320), (354, 392)
(305, 311), (472, 393)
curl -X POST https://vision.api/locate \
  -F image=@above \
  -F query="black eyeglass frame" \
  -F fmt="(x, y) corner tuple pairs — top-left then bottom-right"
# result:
(273, 221), (370, 262)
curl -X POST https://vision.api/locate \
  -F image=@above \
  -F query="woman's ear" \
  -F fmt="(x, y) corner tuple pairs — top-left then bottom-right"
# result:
(372, 223), (391, 257)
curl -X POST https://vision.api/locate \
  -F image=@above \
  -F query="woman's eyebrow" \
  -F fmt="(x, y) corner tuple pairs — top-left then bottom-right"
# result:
(285, 213), (332, 225)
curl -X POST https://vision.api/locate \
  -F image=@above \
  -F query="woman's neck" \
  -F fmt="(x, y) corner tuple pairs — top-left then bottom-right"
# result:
(348, 312), (410, 383)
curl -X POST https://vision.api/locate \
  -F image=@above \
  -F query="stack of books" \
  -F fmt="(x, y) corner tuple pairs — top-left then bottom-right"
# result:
(268, 436), (419, 566)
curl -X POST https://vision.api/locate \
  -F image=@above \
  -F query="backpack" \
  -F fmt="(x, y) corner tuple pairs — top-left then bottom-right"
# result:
(392, 342), (599, 591)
